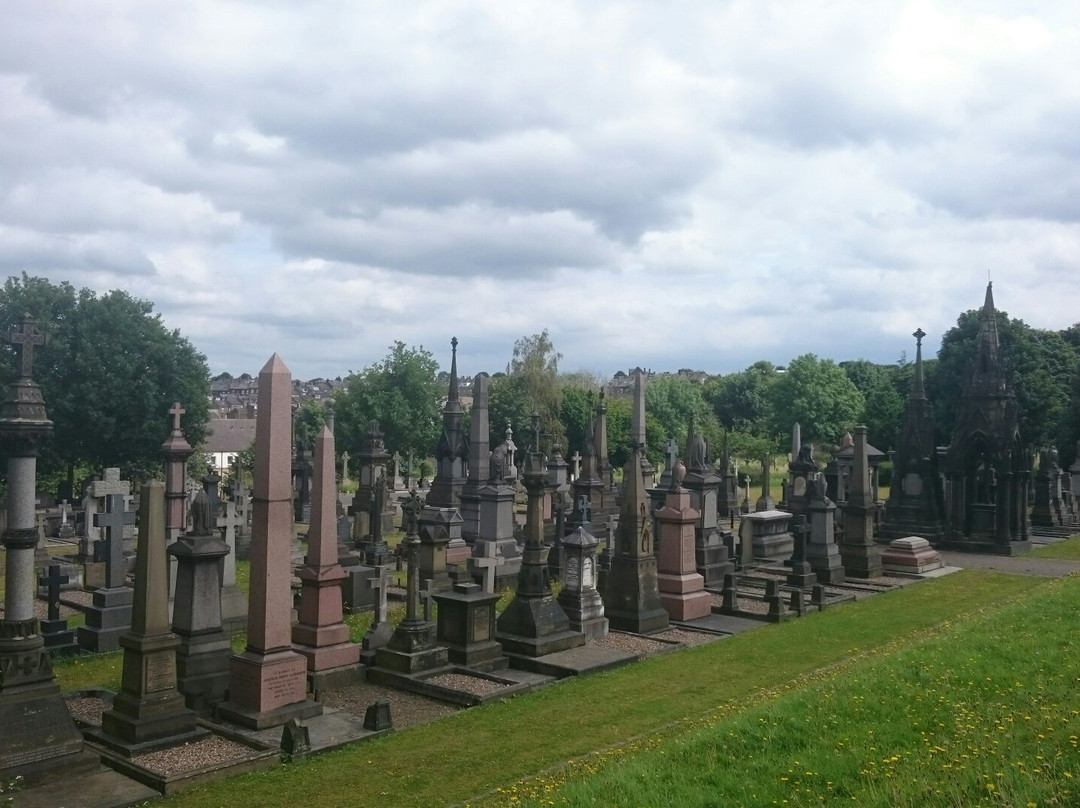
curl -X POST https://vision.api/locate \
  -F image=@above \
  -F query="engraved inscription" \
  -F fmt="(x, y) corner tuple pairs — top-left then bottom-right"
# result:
(564, 557), (580, 590)
(265, 664), (304, 702)
(144, 653), (177, 693)
(793, 477), (807, 497)
(472, 609), (490, 641)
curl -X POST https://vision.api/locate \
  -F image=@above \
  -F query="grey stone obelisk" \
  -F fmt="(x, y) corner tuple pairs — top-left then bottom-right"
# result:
(840, 426), (883, 578)
(0, 315), (97, 784)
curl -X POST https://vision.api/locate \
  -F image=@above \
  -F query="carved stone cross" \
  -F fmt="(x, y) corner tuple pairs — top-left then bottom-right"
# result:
(420, 577), (436, 623)
(665, 437), (678, 471)
(38, 563), (69, 622)
(169, 401), (186, 432)
(94, 493), (136, 589)
(367, 566), (388, 625)
(9, 314), (45, 378)
(470, 542), (504, 594)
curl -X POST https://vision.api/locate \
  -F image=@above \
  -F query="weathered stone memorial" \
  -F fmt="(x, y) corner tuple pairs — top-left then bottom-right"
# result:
(681, 417), (733, 585)
(805, 474), (845, 584)
(839, 426), (883, 578)
(292, 425), (361, 688)
(655, 464), (712, 622)
(38, 563), (79, 656)
(218, 354), (321, 729)
(557, 522), (608, 640)
(459, 372), (490, 546)
(0, 315), (97, 784)
(77, 492), (136, 652)
(88, 481), (205, 756)
(882, 536), (944, 575)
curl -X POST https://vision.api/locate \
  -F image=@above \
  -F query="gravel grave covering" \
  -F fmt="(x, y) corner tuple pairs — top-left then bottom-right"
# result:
(590, 633), (669, 654)
(426, 673), (511, 696)
(67, 696), (108, 726)
(59, 589), (95, 608)
(318, 682), (461, 729)
(708, 593), (770, 614)
(133, 736), (256, 776)
(653, 628), (719, 646)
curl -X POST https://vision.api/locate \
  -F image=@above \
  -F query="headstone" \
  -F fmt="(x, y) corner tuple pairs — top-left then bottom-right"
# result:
(360, 566), (394, 661)
(88, 481), (205, 756)
(839, 426), (883, 578)
(38, 563), (78, 656)
(215, 499), (248, 635)
(681, 417), (733, 585)
(371, 492), (451, 679)
(755, 456), (777, 512)
(434, 581), (506, 671)
(363, 698), (392, 731)
(805, 474), (845, 584)
(785, 515), (817, 588)
(169, 491), (232, 715)
(348, 420), (394, 564)
(602, 444), (669, 635)
(417, 504), (460, 593)
(472, 449), (523, 588)
(77, 493), (135, 653)
(459, 373), (491, 545)
(655, 467), (711, 621)
(217, 354), (322, 730)
(0, 314), (97, 784)
(495, 446), (585, 657)
(557, 526), (608, 639)
(744, 509), (794, 560)
(292, 425), (361, 680)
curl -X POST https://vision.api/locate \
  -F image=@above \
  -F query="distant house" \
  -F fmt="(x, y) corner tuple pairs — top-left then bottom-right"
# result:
(205, 418), (257, 478)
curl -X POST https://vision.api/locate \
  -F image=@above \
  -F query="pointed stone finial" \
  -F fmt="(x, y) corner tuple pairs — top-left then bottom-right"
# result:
(448, 337), (459, 403)
(912, 328), (927, 399)
(983, 280), (995, 313)
(169, 402), (186, 433)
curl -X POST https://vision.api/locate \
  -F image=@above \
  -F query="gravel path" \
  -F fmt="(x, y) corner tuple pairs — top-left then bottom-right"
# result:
(318, 682), (461, 729)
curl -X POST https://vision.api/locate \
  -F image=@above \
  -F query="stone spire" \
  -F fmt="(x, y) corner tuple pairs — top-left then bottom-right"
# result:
(912, 327), (927, 400)
(966, 281), (1009, 398)
(428, 337), (467, 509)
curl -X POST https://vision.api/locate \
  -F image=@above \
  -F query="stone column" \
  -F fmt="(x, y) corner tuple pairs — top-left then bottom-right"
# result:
(0, 315), (96, 784)
(840, 426), (883, 578)
(218, 354), (321, 730)
(459, 372), (490, 545)
(655, 471), (711, 622)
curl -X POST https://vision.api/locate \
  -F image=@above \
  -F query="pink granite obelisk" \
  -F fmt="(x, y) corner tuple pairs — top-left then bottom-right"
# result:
(655, 466), (712, 621)
(293, 425), (360, 682)
(218, 354), (321, 730)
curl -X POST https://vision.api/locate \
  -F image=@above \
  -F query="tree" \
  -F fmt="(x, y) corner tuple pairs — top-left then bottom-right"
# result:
(333, 342), (442, 462)
(558, 385), (595, 459)
(928, 309), (1079, 451)
(293, 400), (327, 449)
(488, 330), (565, 451)
(0, 274), (210, 487)
(771, 354), (865, 445)
(645, 374), (716, 453)
(704, 361), (779, 436)
(840, 359), (906, 451)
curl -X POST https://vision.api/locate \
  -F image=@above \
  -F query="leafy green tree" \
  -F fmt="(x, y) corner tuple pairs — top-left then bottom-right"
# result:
(704, 361), (779, 435)
(928, 309), (1078, 450)
(771, 354), (865, 445)
(645, 375), (716, 452)
(0, 274), (210, 487)
(333, 342), (442, 461)
(488, 330), (565, 451)
(293, 400), (327, 449)
(840, 359), (906, 451)
(558, 385), (595, 458)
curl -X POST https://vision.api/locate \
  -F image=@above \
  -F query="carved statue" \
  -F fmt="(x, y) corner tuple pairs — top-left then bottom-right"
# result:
(489, 443), (507, 483)
(190, 490), (212, 535)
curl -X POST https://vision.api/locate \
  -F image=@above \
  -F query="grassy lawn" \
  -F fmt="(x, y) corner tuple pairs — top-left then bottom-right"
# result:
(513, 573), (1080, 808)
(1029, 535), (1080, 559)
(153, 570), (1042, 808)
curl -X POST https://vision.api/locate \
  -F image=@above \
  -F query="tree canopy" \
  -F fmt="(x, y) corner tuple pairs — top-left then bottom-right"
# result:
(0, 274), (210, 487)
(771, 354), (865, 446)
(333, 342), (443, 462)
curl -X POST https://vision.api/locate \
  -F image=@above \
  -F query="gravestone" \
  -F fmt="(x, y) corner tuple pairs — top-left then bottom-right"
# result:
(292, 425), (361, 685)
(459, 372), (490, 546)
(882, 536), (943, 574)
(434, 582), (506, 671)
(38, 563), (79, 656)
(371, 493), (451, 679)
(170, 491), (232, 714)
(495, 446), (585, 657)
(655, 466), (711, 622)
(473, 443), (523, 589)
(785, 515), (817, 588)
(681, 418), (733, 585)
(215, 499), (248, 635)
(755, 455), (777, 512)
(417, 504), (459, 593)
(557, 525), (608, 639)
(0, 314), (98, 785)
(745, 509), (794, 560)
(602, 444), (669, 635)
(77, 493), (136, 653)
(360, 566), (394, 664)
(839, 426), (883, 578)
(469, 540), (506, 595)
(427, 337), (468, 511)
(88, 481), (205, 756)
(217, 354), (321, 730)
(349, 420), (394, 563)
(805, 474), (845, 584)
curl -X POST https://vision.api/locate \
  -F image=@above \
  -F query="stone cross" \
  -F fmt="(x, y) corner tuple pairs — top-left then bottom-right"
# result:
(370, 478), (385, 544)
(59, 499), (70, 526)
(94, 492), (136, 589)
(9, 314), (46, 378)
(420, 577), (436, 623)
(38, 563), (68, 621)
(471, 542), (504, 594)
(215, 499), (243, 586)
(169, 401), (186, 432)
(91, 467), (130, 498)
(341, 451), (350, 481)
(367, 566), (388, 625)
(664, 438), (678, 473)
(577, 494), (592, 525)
(570, 451), (582, 479)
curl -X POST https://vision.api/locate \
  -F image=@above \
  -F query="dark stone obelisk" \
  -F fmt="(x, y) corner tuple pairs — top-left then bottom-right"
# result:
(89, 481), (205, 755)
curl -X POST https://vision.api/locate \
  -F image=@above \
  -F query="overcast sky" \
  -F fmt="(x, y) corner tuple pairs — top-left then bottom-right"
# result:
(2, 1), (1078, 382)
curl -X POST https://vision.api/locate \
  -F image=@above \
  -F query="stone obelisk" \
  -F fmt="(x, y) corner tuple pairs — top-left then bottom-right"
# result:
(293, 425), (361, 684)
(218, 354), (321, 729)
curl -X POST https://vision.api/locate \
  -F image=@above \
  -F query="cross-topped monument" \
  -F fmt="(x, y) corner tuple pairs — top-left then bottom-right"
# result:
(9, 314), (46, 379)
(169, 401), (186, 432)
(95, 493), (136, 589)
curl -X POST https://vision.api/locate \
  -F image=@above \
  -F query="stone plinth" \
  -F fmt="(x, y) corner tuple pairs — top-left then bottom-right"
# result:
(745, 510), (794, 561)
(557, 526), (608, 640)
(882, 537), (944, 574)
(77, 586), (134, 653)
(474, 481), (522, 588)
(434, 582), (506, 671)
(418, 506), (459, 593)
(806, 495), (845, 584)
(655, 488), (711, 622)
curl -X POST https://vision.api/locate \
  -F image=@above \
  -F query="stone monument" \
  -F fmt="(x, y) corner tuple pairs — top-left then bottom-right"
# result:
(77, 492), (136, 652)
(217, 354), (321, 729)
(655, 464), (712, 622)
(459, 372), (490, 546)
(840, 426), (883, 578)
